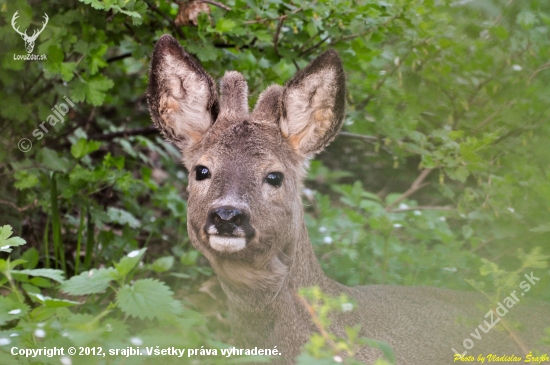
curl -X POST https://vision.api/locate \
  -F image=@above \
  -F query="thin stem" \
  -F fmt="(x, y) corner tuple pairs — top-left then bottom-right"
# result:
(43, 215), (50, 269)
(75, 207), (86, 274)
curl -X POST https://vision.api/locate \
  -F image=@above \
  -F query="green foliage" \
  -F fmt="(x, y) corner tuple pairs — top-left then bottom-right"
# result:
(1, 0), (550, 363)
(0, 227), (243, 364)
(297, 287), (395, 365)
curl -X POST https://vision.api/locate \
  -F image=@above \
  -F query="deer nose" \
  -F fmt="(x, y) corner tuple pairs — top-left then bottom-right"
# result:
(208, 206), (249, 234)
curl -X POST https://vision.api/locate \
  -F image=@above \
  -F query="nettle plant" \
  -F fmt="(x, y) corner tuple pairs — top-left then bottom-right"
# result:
(0, 225), (250, 365)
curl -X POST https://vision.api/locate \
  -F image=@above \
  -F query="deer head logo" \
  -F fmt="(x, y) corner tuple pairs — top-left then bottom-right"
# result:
(11, 11), (49, 54)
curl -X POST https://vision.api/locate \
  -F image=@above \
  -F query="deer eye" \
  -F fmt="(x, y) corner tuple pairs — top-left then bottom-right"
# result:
(266, 172), (284, 187)
(195, 165), (211, 181)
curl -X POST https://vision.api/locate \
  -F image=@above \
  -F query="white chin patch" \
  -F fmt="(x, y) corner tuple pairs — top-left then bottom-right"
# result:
(209, 236), (246, 253)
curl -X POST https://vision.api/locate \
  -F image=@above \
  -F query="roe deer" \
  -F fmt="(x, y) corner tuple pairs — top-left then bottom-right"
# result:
(147, 34), (549, 364)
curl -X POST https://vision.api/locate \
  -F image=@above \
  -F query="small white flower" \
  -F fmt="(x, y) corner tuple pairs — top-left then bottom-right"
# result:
(393, 223), (403, 228)
(507, 207), (515, 213)
(8, 309), (21, 315)
(333, 355), (343, 363)
(130, 337), (143, 346)
(128, 250), (140, 258)
(34, 329), (46, 338)
(342, 303), (353, 312)
(323, 236), (333, 244)
(60, 355), (72, 365)
(0, 338), (11, 346)
(512, 64), (522, 71)
(413, 210), (421, 216)
(319, 226), (327, 233)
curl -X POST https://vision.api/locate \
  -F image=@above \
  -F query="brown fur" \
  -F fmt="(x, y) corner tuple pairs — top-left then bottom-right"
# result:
(147, 34), (549, 364)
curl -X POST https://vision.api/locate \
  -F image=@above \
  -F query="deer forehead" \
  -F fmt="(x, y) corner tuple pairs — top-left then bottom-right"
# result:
(194, 119), (293, 170)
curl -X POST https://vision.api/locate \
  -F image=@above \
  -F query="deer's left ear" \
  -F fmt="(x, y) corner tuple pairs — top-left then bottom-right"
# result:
(280, 50), (345, 156)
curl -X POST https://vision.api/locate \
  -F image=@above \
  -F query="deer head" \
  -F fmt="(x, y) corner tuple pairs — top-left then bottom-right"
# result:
(147, 35), (345, 290)
(11, 11), (49, 54)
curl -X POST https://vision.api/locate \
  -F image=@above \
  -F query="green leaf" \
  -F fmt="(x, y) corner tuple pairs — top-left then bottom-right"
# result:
(71, 138), (103, 159)
(479, 258), (500, 276)
(12, 269), (65, 283)
(150, 256), (174, 273)
(28, 293), (81, 308)
(0, 225), (26, 253)
(21, 248), (39, 269)
(107, 207), (140, 228)
(215, 19), (236, 33)
(30, 277), (52, 288)
(518, 247), (549, 269)
(60, 268), (117, 295)
(39, 148), (72, 173)
(71, 75), (114, 106)
(79, 0), (105, 10)
(115, 248), (146, 277)
(116, 278), (182, 320)
(60, 62), (77, 82)
(0, 296), (30, 325)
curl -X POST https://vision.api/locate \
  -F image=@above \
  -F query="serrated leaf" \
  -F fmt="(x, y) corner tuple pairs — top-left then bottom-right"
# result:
(86, 76), (114, 106)
(60, 268), (117, 295)
(518, 247), (549, 269)
(60, 62), (77, 82)
(12, 269), (65, 283)
(0, 297), (30, 325)
(116, 278), (181, 320)
(28, 293), (80, 308)
(215, 19), (236, 33)
(0, 225), (26, 253)
(479, 258), (499, 276)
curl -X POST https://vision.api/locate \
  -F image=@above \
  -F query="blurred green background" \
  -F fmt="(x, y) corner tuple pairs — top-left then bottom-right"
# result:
(0, 0), (549, 363)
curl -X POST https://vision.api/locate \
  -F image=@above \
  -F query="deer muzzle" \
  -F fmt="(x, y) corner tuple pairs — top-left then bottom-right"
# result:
(204, 205), (254, 253)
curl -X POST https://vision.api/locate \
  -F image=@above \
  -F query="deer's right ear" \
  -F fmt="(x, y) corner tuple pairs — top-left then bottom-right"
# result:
(147, 35), (219, 152)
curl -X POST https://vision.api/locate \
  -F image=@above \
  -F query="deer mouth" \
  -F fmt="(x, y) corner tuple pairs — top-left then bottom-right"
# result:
(204, 225), (253, 253)
(208, 235), (247, 253)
